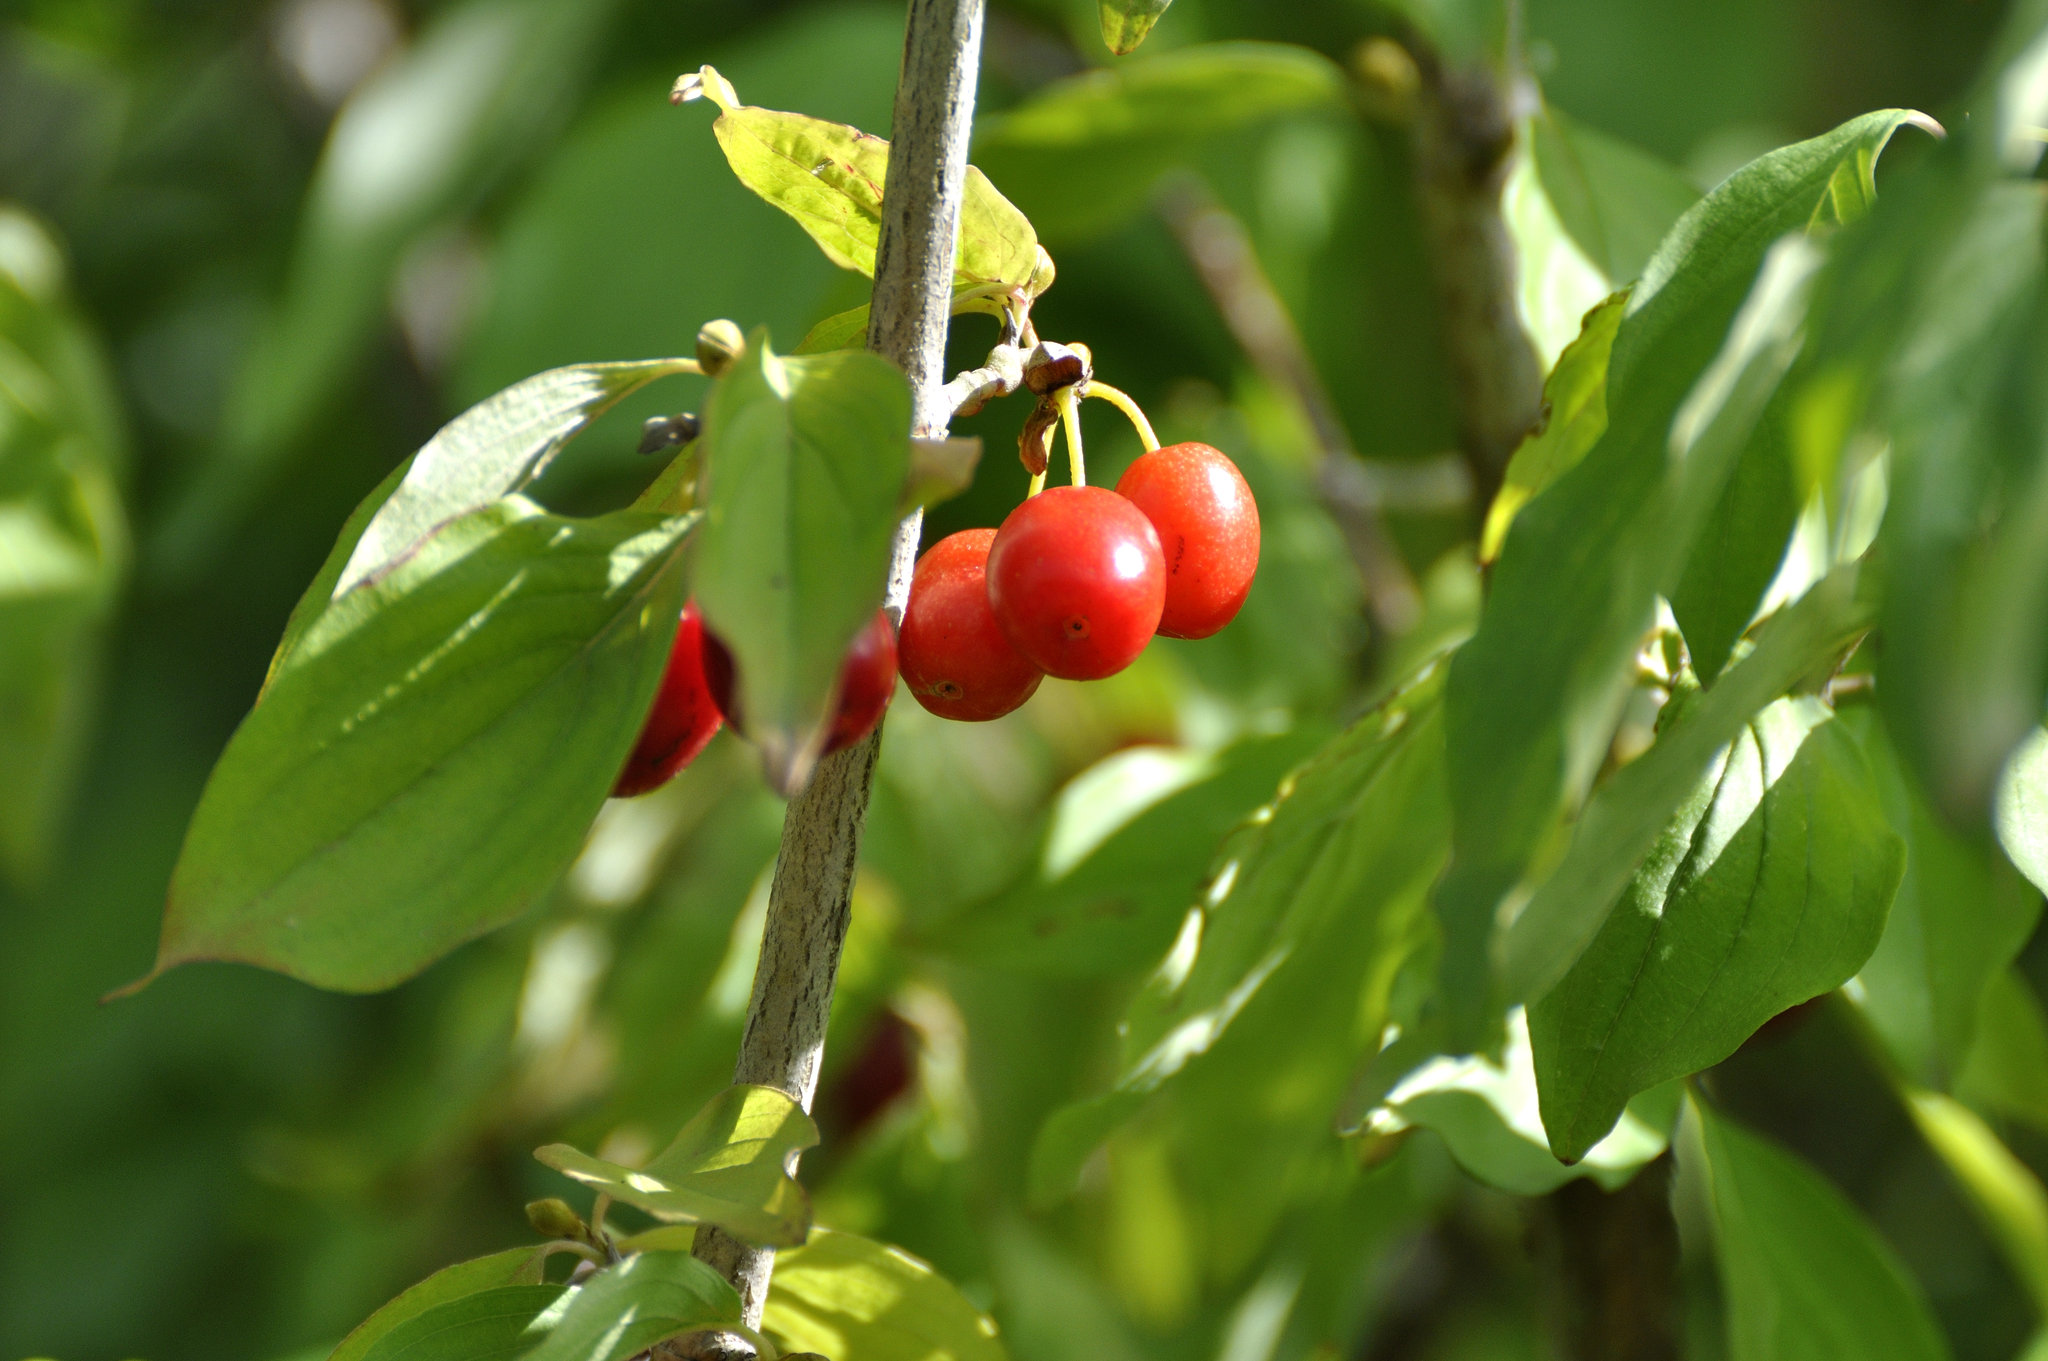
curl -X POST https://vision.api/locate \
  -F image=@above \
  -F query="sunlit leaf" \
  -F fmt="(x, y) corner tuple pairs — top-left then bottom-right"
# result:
(1366, 1009), (1674, 1195)
(1689, 1097), (1952, 1361)
(692, 329), (910, 792)
(1099, 0), (1173, 55)
(764, 1229), (1007, 1361)
(146, 499), (693, 992)
(938, 729), (1326, 977)
(682, 67), (1043, 297)
(1668, 399), (1802, 683)
(1030, 664), (1449, 1205)
(1997, 725), (2048, 896)
(535, 1085), (818, 1246)
(1530, 700), (1902, 1162)
(357, 1285), (567, 1361)
(518, 1251), (741, 1361)
(1529, 107), (1701, 287)
(1905, 1088), (2048, 1318)
(329, 1249), (550, 1361)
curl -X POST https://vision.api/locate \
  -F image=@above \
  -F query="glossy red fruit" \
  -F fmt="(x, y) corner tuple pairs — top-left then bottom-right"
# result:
(1115, 441), (1260, 639)
(900, 529), (1044, 721)
(612, 602), (723, 797)
(702, 610), (899, 755)
(986, 485), (1166, 680)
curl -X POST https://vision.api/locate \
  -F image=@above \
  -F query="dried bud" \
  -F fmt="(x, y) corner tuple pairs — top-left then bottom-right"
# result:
(697, 319), (746, 377)
(1022, 341), (1089, 396)
(1018, 397), (1059, 476)
(525, 1197), (586, 1240)
(637, 412), (701, 454)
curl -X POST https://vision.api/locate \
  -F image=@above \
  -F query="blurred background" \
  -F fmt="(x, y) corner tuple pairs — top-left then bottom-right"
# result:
(0, 0), (2034, 1357)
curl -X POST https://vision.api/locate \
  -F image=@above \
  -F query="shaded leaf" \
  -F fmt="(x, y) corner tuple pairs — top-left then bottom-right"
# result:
(1030, 665), (1449, 1205)
(330, 1249), (549, 1361)
(1905, 1089), (2048, 1318)
(764, 1229), (1007, 1361)
(682, 67), (1043, 297)
(1500, 569), (1872, 1006)
(1367, 1010), (1674, 1195)
(692, 330), (910, 792)
(1850, 710), (2041, 1086)
(0, 206), (127, 889)
(357, 1285), (567, 1361)
(973, 43), (1346, 241)
(794, 283), (1009, 355)
(1958, 969), (2048, 1132)
(149, 500), (693, 992)
(1529, 105), (1702, 286)
(1689, 1097), (1952, 1361)
(157, 0), (625, 572)
(1668, 398), (1802, 682)
(518, 1251), (741, 1361)
(1530, 700), (1903, 1162)
(937, 728), (1326, 977)
(536, 1085), (818, 1246)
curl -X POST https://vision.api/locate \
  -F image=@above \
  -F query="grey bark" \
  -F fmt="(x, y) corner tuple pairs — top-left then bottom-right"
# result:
(686, 0), (986, 1337)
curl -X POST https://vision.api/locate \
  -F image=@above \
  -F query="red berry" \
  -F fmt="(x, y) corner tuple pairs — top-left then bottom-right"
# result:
(612, 601), (723, 798)
(900, 529), (1043, 721)
(986, 485), (1166, 680)
(1115, 442), (1260, 639)
(702, 609), (899, 755)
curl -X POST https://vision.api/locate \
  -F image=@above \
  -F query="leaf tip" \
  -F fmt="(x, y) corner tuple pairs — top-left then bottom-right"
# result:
(673, 65), (739, 111)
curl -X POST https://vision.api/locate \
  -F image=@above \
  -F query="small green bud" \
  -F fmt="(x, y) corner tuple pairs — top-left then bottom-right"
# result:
(697, 319), (746, 377)
(525, 1197), (586, 1240)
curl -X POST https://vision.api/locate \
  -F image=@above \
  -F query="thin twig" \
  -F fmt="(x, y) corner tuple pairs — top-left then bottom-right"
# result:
(1155, 175), (1428, 637)
(683, 0), (987, 1343)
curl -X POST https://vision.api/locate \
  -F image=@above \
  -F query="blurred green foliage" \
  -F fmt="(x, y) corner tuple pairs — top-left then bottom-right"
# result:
(2, 1), (2044, 1359)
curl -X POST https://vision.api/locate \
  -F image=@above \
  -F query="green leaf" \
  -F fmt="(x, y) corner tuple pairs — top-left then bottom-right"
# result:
(147, 499), (693, 992)
(357, 1285), (568, 1361)
(1530, 700), (1903, 1162)
(337, 360), (697, 598)
(518, 1251), (741, 1361)
(156, 0), (626, 574)
(1479, 291), (1625, 563)
(794, 284), (1009, 356)
(1099, 0), (1173, 55)
(682, 67), (1044, 297)
(1502, 133), (1613, 371)
(1501, 568), (1872, 1007)
(1999, 725), (2048, 896)
(0, 206), (128, 889)
(1904, 1088), (2048, 1318)
(692, 330), (910, 792)
(1958, 969), (2048, 1132)
(535, 1085), (818, 1246)
(1689, 1096), (1953, 1361)
(763, 1229), (1007, 1361)
(330, 1249), (549, 1361)
(1849, 710), (2042, 1086)
(972, 43), (1346, 242)
(936, 728), (1327, 977)
(1668, 399), (1802, 682)
(1029, 665), (1449, 1206)
(1446, 218), (1841, 1043)
(1367, 1010), (1674, 1195)
(1870, 176), (2048, 822)
(1528, 106), (1702, 287)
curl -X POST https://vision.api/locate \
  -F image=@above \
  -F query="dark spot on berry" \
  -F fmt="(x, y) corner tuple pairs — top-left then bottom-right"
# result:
(1065, 616), (1090, 638)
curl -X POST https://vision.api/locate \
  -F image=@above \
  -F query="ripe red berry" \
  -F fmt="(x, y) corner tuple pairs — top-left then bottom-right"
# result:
(900, 529), (1043, 721)
(1114, 442), (1260, 639)
(612, 601), (723, 798)
(986, 485), (1166, 681)
(702, 609), (899, 755)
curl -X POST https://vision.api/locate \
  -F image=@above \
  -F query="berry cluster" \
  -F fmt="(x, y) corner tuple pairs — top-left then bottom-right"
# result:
(611, 391), (1257, 798)
(902, 440), (1259, 720)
